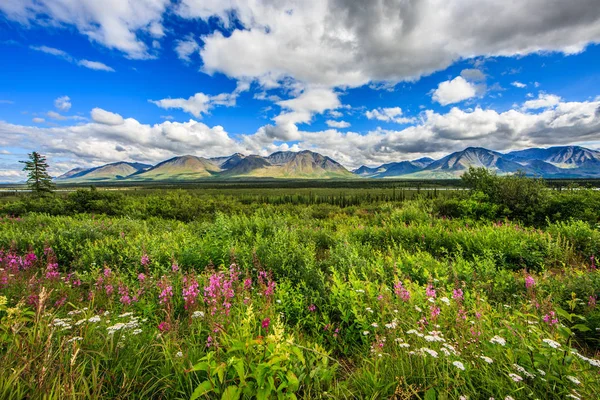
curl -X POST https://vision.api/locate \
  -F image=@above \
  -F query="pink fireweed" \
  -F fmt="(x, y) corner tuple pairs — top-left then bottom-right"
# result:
(525, 275), (535, 289)
(308, 304), (317, 312)
(591, 255), (596, 270)
(261, 317), (270, 331)
(45, 263), (60, 280)
(589, 295), (597, 308)
(157, 276), (174, 305)
(171, 262), (179, 273)
(430, 305), (441, 320)
(141, 254), (149, 266)
(452, 288), (464, 301)
(138, 273), (146, 282)
(103, 267), (112, 278)
(118, 284), (132, 305)
(243, 277), (252, 291)
(204, 270), (237, 316)
(543, 311), (558, 326)
(426, 284), (436, 299)
(158, 321), (170, 332)
(182, 275), (200, 309)
(394, 281), (411, 302)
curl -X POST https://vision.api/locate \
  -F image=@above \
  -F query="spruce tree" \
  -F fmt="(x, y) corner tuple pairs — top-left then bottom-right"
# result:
(20, 152), (55, 195)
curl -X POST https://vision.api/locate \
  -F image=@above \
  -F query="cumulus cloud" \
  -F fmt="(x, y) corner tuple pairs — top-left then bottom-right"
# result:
(432, 76), (477, 105)
(523, 93), (562, 109)
(3, 96), (600, 173)
(174, 36), (200, 62)
(190, 0), (600, 88)
(4, 0), (169, 59)
(365, 107), (414, 124)
(91, 108), (124, 125)
(512, 81), (527, 88)
(326, 120), (351, 128)
(54, 96), (71, 111)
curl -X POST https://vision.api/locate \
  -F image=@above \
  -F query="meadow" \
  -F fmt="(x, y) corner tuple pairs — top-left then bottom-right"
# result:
(1, 170), (599, 399)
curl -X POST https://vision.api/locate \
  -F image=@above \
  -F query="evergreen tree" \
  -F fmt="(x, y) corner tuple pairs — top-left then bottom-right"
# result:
(20, 152), (55, 195)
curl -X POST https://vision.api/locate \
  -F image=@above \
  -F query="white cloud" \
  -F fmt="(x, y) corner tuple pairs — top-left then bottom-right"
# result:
(151, 92), (238, 118)
(189, 0), (600, 89)
(512, 81), (527, 88)
(326, 120), (351, 128)
(523, 93), (561, 109)
(54, 96), (71, 111)
(47, 111), (87, 121)
(365, 107), (414, 124)
(3, 95), (600, 171)
(77, 60), (115, 72)
(32, 117), (45, 123)
(432, 76), (477, 105)
(174, 36), (200, 62)
(31, 45), (115, 72)
(4, 0), (170, 59)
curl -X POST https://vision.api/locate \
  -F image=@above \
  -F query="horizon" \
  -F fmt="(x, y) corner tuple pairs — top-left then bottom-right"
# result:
(1, 1), (600, 182)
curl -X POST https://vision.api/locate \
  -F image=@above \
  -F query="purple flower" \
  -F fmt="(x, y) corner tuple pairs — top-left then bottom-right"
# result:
(525, 275), (535, 289)
(141, 254), (149, 266)
(430, 305), (441, 319)
(394, 281), (411, 302)
(138, 273), (146, 282)
(158, 321), (170, 332)
(261, 318), (270, 331)
(426, 284), (436, 299)
(308, 304), (316, 312)
(452, 288), (464, 301)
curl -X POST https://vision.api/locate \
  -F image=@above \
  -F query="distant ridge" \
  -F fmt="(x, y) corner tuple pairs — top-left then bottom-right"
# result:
(55, 146), (600, 182)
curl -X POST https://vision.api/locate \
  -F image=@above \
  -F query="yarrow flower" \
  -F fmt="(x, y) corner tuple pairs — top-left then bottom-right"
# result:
(480, 355), (494, 364)
(452, 361), (465, 371)
(490, 335), (506, 346)
(566, 376), (581, 385)
(542, 338), (561, 349)
(508, 373), (523, 382)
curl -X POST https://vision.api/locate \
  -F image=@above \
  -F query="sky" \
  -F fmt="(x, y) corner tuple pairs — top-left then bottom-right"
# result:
(1, 0), (600, 182)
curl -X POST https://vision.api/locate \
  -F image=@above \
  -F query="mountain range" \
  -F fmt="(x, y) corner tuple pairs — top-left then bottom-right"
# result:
(56, 146), (600, 182)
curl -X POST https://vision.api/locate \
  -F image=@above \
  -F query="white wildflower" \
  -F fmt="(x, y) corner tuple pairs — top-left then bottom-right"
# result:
(440, 348), (451, 356)
(363, 331), (370, 336)
(490, 335), (506, 346)
(480, 355), (494, 364)
(175, 351), (183, 358)
(118, 312), (134, 318)
(566, 376), (581, 385)
(537, 369), (546, 376)
(75, 319), (86, 326)
(371, 323), (379, 328)
(398, 343), (410, 348)
(67, 336), (83, 343)
(365, 307), (374, 313)
(542, 338), (561, 349)
(88, 315), (101, 323)
(508, 373), (522, 382)
(421, 348), (438, 358)
(453, 361), (465, 370)
(440, 297), (450, 305)
(415, 306), (422, 312)
(132, 329), (142, 335)
(192, 311), (205, 319)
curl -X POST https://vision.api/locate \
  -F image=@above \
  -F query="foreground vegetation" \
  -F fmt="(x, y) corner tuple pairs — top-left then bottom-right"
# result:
(1, 170), (599, 399)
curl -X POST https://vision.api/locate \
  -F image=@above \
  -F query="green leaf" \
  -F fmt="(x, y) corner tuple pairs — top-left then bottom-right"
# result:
(571, 324), (591, 332)
(554, 307), (572, 322)
(191, 362), (210, 372)
(286, 371), (299, 392)
(424, 388), (436, 400)
(232, 358), (246, 384)
(190, 381), (213, 400)
(221, 386), (240, 400)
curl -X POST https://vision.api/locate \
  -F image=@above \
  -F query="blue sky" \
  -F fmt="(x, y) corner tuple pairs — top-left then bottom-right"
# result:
(1, 0), (600, 181)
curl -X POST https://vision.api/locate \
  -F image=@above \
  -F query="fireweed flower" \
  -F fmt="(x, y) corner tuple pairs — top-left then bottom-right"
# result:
(453, 288), (464, 301)
(182, 275), (200, 309)
(430, 305), (441, 320)
(525, 275), (535, 289)
(426, 284), (436, 298)
(589, 295), (597, 308)
(308, 304), (317, 312)
(45, 263), (60, 280)
(158, 321), (170, 332)
(394, 281), (411, 302)
(171, 263), (179, 272)
(141, 254), (149, 266)
(543, 311), (558, 325)
(261, 318), (270, 331)
(138, 273), (146, 282)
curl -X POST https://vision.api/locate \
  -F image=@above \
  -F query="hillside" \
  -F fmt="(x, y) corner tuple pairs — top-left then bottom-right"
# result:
(128, 156), (220, 181)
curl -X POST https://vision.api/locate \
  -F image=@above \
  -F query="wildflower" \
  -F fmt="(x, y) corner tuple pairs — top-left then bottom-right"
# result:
(132, 329), (142, 335)
(425, 284), (436, 298)
(137, 273), (146, 282)
(308, 304), (317, 312)
(513, 364), (535, 379)
(243, 278), (252, 290)
(67, 336), (83, 343)
(362, 331), (370, 336)
(421, 348), (439, 358)
(566, 376), (581, 385)
(141, 254), (149, 266)
(182, 275), (200, 309)
(415, 306), (423, 312)
(88, 315), (101, 323)
(440, 297), (450, 306)
(490, 335), (506, 346)
(171, 263), (179, 272)
(543, 311), (558, 326)
(261, 318), (270, 331)
(206, 336), (213, 348)
(158, 321), (170, 332)
(453, 361), (465, 371)
(542, 338), (561, 349)
(525, 275), (535, 289)
(377, 294), (383, 301)
(430, 305), (441, 319)
(480, 355), (493, 364)
(508, 373), (523, 382)
(505, 397), (515, 400)
(371, 323), (379, 328)
(365, 307), (373, 313)
(537, 369), (546, 376)
(452, 288), (464, 301)
(192, 311), (205, 319)
(45, 263), (60, 280)
(589, 295), (597, 308)
(175, 351), (183, 358)
(394, 281), (411, 301)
